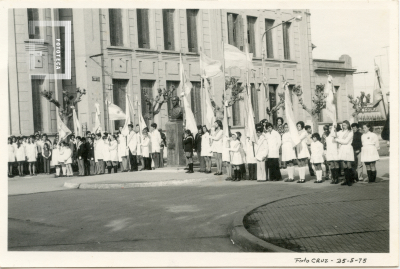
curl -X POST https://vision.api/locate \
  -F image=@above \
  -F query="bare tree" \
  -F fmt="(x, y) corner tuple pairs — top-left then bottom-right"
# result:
(41, 88), (86, 125)
(141, 85), (176, 121)
(348, 91), (371, 121)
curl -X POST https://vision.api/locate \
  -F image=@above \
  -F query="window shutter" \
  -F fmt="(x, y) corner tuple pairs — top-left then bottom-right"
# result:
(227, 13), (235, 46)
(236, 15), (244, 51)
(247, 17), (256, 55)
(282, 22), (291, 60)
(186, 10), (198, 53)
(167, 10), (175, 50)
(109, 9), (124, 47)
(265, 19), (274, 58)
(137, 9), (150, 49)
(27, 9), (40, 39)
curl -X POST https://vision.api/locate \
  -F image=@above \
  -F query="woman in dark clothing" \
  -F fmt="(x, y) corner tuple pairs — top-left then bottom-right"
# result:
(194, 125), (205, 172)
(183, 129), (194, 173)
(86, 137), (96, 175)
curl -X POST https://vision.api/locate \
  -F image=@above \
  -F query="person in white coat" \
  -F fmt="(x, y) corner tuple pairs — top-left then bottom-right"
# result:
(326, 124), (340, 184)
(295, 121), (310, 183)
(255, 127), (269, 182)
(94, 133), (104, 174)
(245, 136), (257, 181)
(118, 133), (128, 172)
(15, 138), (26, 176)
(229, 132), (243, 181)
(127, 124), (138, 171)
(149, 123), (162, 170)
(334, 120), (354, 186)
(310, 133), (325, 183)
(26, 136), (38, 176)
(281, 124), (297, 182)
(361, 122), (380, 183)
(8, 137), (16, 177)
(140, 127), (151, 170)
(222, 131), (232, 181)
(51, 143), (61, 177)
(109, 135), (119, 173)
(102, 135), (112, 174)
(211, 120), (224, 175)
(264, 123), (282, 181)
(201, 126), (213, 173)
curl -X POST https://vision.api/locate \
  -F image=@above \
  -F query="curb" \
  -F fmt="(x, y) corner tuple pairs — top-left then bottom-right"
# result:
(63, 177), (215, 190)
(230, 206), (294, 252)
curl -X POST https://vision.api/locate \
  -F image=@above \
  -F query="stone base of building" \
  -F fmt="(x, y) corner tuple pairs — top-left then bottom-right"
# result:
(166, 120), (186, 167)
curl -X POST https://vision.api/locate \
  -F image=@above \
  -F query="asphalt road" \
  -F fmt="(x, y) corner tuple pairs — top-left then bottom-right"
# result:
(8, 158), (390, 252)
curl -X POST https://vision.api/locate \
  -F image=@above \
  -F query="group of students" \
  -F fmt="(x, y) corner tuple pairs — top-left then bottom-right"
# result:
(7, 123), (167, 178)
(182, 117), (381, 185)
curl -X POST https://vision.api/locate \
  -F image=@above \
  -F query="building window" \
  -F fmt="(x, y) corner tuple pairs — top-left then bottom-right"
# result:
(109, 9), (124, 47)
(247, 16), (257, 56)
(162, 9), (175, 51)
(190, 82), (202, 124)
(268, 84), (278, 125)
(140, 80), (155, 127)
(112, 79), (129, 130)
(232, 83), (242, 126)
(137, 9), (150, 49)
(186, 9), (198, 53)
(282, 21), (291, 60)
(31, 79), (44, 132)
(27, 9), (40, 39)
(166, 81), (179, 113)
(250, 83), (259, 123)
(227, 13), (244, 51)
(265, 19), (274, 58)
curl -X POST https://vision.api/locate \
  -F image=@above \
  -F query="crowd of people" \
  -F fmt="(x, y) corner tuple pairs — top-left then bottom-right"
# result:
(183, 118), (381, 185)
(7, 123), (167, 177)
(7, 118), (381, 185)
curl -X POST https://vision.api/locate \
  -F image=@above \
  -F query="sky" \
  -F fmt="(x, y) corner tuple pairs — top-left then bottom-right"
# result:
(310, 9), (390, 97)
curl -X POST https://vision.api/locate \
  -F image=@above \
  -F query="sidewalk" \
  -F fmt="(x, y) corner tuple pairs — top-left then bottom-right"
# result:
(238, 179), (389, 253)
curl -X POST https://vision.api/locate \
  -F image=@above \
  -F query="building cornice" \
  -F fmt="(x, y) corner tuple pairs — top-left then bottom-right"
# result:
(314, 67), (357, 73)
(313, 59), (345, 64)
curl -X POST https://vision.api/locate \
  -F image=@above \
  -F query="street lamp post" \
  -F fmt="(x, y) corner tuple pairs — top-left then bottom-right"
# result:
(261, 15), (302, 121)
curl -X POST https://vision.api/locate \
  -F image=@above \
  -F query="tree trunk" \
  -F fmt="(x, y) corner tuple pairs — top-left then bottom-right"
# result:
(312, 115), (319, 134)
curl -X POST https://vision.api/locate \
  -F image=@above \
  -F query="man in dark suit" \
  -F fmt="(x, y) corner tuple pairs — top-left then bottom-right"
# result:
(351, 123), (364, 182)
(76, 137), (87, 176)
(86, 137), (95, 175)
(194, 125), (205, 172)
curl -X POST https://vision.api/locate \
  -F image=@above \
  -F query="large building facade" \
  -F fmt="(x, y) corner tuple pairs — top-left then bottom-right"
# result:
(8, 8), (356, 136)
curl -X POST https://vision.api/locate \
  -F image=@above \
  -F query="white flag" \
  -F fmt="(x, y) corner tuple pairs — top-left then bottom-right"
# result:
(93, 102), (102, 134)
(121, 94), (131, 136)
(183, 95), (198, 136)
(203, 78), (215, 129)
(137, 101), (147, 134)
(179, 54), (193, 98)
(200, 49), (223, 78)
(246, 87), (258, 144)
(57, 111), (72, 141)
(224, 43), (254, 70)
(72, 107), (82, 137)
(324, 75), (337, 127)
(107, 101), (126, 121)
(284, 82), (301, 146)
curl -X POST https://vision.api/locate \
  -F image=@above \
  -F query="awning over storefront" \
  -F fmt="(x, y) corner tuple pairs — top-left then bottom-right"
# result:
(357, 104), (386, 122)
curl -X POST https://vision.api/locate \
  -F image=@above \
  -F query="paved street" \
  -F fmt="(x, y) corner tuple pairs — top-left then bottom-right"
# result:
(8, 158), (390, 252)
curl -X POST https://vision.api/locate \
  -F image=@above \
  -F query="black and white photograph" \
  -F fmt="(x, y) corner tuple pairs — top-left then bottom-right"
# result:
(2, 0), (398, 267)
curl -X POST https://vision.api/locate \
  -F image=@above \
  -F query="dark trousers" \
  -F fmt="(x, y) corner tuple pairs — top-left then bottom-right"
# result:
(152, 152), (160, 168)
(37, 153), (43, 173)
(84, 160), (90, 175)
(89, 160), (96, 175)
(248, 163), (257, 180)
(129, 150), (138, 171)
(143, 157), (152, 170)
(43, 158), (50, 173)
(308, 159), (315, 176)
(267, 158), (282, 180)
(240, 163), (246, 179)
(78, 159), (85, 175)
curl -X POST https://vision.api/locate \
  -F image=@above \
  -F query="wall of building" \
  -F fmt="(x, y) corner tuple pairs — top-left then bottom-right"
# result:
(8, 8), (355, 137)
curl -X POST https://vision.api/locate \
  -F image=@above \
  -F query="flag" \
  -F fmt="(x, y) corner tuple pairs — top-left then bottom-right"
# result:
(223, 100), (229, 139)
(284, 82), (301, 146)
(372, 62), (384, 108)
(137, 101), (147, 134)
(93, 102), (102, 134)
(324, 75), (337, 127)
(245, 86), (258, 144)
(57, 111), (72, 141)
(107, 101), (126, 121)
(244, 45), (255, 71)
(183, 94), (198, 136)
(224, 43), (254, 70)
(179, 54), (193, 98)
(200, 48), (223, 78)
(203, 78), (215, 129)
(120, 94), (131, 136)
(72, 107), (82, 137)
